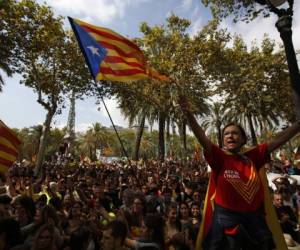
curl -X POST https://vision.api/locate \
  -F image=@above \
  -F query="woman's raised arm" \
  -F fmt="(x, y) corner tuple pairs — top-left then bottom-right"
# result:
(179, 96), (213, 155)
(267, 122), (300, 153)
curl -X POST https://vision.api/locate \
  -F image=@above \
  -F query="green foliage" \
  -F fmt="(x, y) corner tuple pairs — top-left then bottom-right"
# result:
(6, 125), (191, 161)
(15, 125), (65, 160)
(14, 122), (300, 162)
(211, 34), (292, 144)
(3, 1), (296, 162)
(200, 0), (270, 22)
(2, 0), (96, 174)
(14, 125), (42, 160)
(0, 0), (20, 89)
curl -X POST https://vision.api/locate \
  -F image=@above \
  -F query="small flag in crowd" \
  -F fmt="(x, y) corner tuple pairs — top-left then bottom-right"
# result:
(0, 120), (21, 172)
(68, 17), (169, 82)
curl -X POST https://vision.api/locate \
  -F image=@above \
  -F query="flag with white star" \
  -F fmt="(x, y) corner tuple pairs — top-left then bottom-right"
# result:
(69, 17), (169, 82)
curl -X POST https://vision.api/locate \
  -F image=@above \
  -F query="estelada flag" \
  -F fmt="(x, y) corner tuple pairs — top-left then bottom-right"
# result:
(0, 120), (21, 173)
(196, 151), (287, 250)
(68, 17), (169, 82)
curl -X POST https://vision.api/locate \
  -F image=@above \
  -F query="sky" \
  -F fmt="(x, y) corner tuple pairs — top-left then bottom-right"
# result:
(1, 0), (300, 132)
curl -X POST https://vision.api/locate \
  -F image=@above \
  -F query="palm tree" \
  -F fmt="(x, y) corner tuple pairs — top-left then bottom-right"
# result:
(117, 82), (156, 160)
(79, 122), (108, 160)
(201, 102), (227, 147)
(215, 36), (289, 146)
(0, 0), (19, 91)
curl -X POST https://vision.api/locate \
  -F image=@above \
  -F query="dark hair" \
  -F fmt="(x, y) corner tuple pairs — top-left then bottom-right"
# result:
(0, 218), (22, 248)
(68, 201), (83, 219)
(0, 194), (12, 204)
(139, 246), (160, 250)
(165, 202), (181, 231)
(185, 181), (196, 191)
(32, 224), (56, 250)
(15, 195), (36, 222)
(273, 190), (282, 195)
(190, 202), (200, 208)
(272, 190), (283, 200)
(165, 202), (178, 214)
(0, 172), (6, 183)
(222, 122), (247, 146)
(106, 220), (128, 244)
(40, 205), (59, 226)
(69, 226), (91, 250)
(143, 213), (165, 248)
(49, 196), (62, 211)
(179, 201), (191, 219)
(37, 194), (47, 204)
(133, 193), (147, 215)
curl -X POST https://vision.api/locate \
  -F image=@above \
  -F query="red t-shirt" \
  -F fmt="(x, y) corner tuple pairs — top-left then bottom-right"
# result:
(205, 143), (270, 212)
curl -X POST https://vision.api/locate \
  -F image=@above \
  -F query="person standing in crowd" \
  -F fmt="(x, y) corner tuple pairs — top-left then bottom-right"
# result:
(178, 201), (192, 230)
(176, 181), (195, 208)
(273, 191), (300, 243)
(13, 195), (36, 228)
(0, 218), (22, 250)
(179, 95), (300, 250)
(190, 202), (202, 232)
(0, 194), (12, 219)
(31, 224), (58, 250)
(124, 194), (147, 238)
(125, 213), (165, 250)
(101, 220), (128, 250)
(165, 202), (182, 250)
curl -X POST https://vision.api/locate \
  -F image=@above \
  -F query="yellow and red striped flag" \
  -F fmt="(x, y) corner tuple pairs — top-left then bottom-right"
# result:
(68, 17), (169, 82)
(0, 120), (21, 173)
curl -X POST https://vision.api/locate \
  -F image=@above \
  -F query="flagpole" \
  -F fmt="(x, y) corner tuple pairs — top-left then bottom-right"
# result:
(100, 96), (129, 160)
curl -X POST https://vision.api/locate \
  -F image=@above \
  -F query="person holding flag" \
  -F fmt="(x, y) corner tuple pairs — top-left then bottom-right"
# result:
(179, 95), (300, 250)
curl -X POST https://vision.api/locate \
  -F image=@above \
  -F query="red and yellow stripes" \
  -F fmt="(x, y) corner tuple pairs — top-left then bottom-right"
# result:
(227, 165), (260, 204)
(74, 18), (168, 82)
(0, 120), (21, 172)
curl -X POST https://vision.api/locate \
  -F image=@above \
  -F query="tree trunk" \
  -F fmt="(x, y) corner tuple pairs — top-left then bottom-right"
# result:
(171, 121), (176, 158)
(89, 146), (93, 160)
(179, 120), (187, 160)
(158, 112), (165, 161)
(149, 120), (153, 133)
(34, 109), (55, 176)
(247, 114), (257, 146)
(165, 117), (170, 157)
(216, 120), (222, 148)
(133, 114), (145, 161)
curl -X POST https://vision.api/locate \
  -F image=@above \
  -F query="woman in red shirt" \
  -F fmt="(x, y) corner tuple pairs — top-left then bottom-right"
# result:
(179, 96), (300, 250)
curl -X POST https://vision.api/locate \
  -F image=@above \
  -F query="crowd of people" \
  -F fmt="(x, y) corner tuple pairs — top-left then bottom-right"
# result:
(0, 157), (207, 250)
(0, 152), (300, 250)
